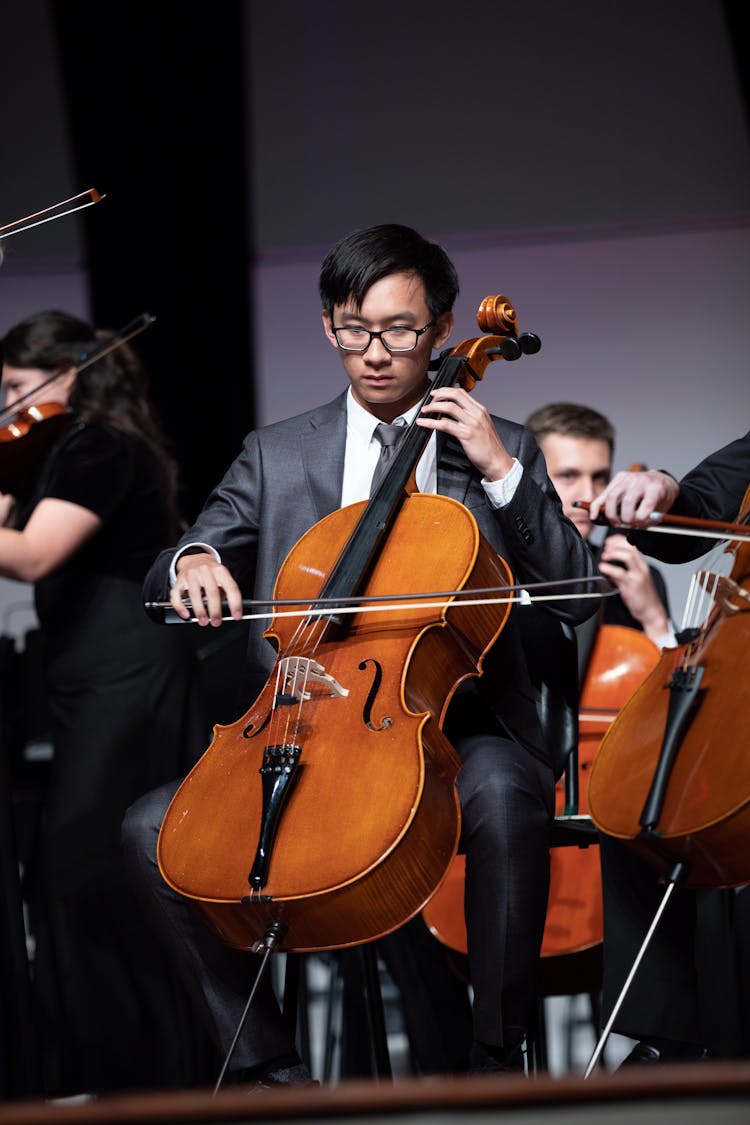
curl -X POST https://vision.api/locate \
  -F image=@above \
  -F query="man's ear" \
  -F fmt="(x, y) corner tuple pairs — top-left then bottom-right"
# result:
(321, 311), (338, 349)
(433, 311), (454, 350)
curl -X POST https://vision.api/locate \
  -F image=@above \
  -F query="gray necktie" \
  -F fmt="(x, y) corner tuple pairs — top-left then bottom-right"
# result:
(370, 421), (407, 496)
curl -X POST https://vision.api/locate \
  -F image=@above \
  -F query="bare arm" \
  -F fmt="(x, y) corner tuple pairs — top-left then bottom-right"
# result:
(0, 497), (102, 583)
(598, 534), (672, 645)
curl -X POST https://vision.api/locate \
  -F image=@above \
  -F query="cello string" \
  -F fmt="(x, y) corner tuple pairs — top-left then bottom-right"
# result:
(680, 573), (700, 634)
(281, 659), (296, 746)
(289, 655), (313, 747)
(684, 572), (704, 633)
(267, 660), (286, 749)
(702, 571), (721, 630)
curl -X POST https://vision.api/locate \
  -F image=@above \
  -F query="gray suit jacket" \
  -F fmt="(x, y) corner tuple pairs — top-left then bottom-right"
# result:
(144, 392), (597, 777)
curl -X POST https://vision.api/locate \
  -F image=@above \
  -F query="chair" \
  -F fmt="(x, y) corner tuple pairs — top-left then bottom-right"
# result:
(530, 739), (603, 1074)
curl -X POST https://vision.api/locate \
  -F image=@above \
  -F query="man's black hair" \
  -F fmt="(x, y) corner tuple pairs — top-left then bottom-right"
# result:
(319, 223), (459, 319)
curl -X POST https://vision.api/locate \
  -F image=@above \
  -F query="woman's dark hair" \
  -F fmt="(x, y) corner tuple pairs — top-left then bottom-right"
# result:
(2, 309), (179, 515)
(319, 223), (459, 318)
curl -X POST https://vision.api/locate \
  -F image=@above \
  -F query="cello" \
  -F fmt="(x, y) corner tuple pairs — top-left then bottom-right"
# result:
(587, 487), (750, 888)
(156, 296), (541, 955)
(581, 488), (750, 1076)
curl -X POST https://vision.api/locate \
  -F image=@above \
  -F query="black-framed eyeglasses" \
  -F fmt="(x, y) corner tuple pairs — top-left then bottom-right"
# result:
(332, 321), (435, 353)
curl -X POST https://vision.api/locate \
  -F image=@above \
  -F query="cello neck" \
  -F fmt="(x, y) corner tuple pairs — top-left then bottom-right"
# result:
(319, 354), (469, 609)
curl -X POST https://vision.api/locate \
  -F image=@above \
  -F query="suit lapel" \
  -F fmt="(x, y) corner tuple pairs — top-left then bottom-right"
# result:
(300, 397), (473, 519)
(436, 433), (472, 505)
(300, 393), (347, 521)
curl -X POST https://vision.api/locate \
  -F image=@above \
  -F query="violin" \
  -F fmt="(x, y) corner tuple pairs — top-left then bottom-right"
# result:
(0, 403), (73, 498)
(588, 486), (750, 887)
(155, 295), (541, 955)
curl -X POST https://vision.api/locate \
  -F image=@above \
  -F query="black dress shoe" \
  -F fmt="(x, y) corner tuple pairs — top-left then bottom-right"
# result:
(620, 1038), (708, 1066)
(234, 1052), (317, 1088)
(244, 1076), (320, 1093)
(469, 1039), (526, 1075)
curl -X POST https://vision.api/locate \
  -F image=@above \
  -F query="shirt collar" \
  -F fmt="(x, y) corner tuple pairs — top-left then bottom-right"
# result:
(345, 387), (421, 441)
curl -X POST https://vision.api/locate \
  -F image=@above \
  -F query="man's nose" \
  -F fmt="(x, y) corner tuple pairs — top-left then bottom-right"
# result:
(364, 336), (390, 362)
(579, 475), (597, 501)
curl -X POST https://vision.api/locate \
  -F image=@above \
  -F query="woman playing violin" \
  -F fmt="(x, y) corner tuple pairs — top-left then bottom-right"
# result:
(587, 434), (750, 1066)
(0, 310), (211, 1096)
(122, 223), (598, 1086)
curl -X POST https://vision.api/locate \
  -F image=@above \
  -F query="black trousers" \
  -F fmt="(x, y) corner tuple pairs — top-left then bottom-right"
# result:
(600, 833), (750, 1058)
(122, 733), (554, 1075)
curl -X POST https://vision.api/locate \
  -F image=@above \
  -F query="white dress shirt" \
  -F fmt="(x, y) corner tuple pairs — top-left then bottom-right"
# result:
(171, 388), (523, 584)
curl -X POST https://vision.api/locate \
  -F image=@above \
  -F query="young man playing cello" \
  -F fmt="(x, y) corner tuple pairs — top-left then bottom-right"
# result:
(123, 223), (597, 1085)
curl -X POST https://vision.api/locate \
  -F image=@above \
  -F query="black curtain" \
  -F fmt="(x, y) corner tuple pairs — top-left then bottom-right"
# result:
(0, 647), (40, 1096)
(51, 0), (255, 524)
(724, 1), (750, 140)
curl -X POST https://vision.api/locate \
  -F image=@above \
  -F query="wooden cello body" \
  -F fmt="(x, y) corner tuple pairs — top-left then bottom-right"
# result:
(588, 499), (750, 888)
(543, 624), (660, 958)
(157, 296), (530, 954)
(158, 495), (512, 951)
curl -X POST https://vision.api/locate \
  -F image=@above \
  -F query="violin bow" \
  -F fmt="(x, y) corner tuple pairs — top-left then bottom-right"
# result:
(0, 188), (105, 241)
(573, 501), (750, 545)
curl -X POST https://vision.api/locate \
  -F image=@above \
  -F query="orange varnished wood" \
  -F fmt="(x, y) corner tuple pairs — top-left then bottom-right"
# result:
(0, 403), (73, 496)
(542, 626), (660, 958)
(158, 496), (513, 952)
(589, 491), (750, 888)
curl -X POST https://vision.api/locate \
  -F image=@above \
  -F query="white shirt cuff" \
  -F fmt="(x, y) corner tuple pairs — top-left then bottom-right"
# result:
(168, 542), (221, 586)
(481, 458), (523, 508)
(656, 626), (678, 649)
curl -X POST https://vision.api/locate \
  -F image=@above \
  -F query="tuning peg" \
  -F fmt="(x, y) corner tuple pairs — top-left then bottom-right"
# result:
(518, 332), (541, 355)
(498, 336), (522, 361)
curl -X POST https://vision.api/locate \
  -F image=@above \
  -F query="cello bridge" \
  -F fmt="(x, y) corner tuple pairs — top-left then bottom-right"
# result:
(710, 573), (750, 616)
(278, 656), (349, 701)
